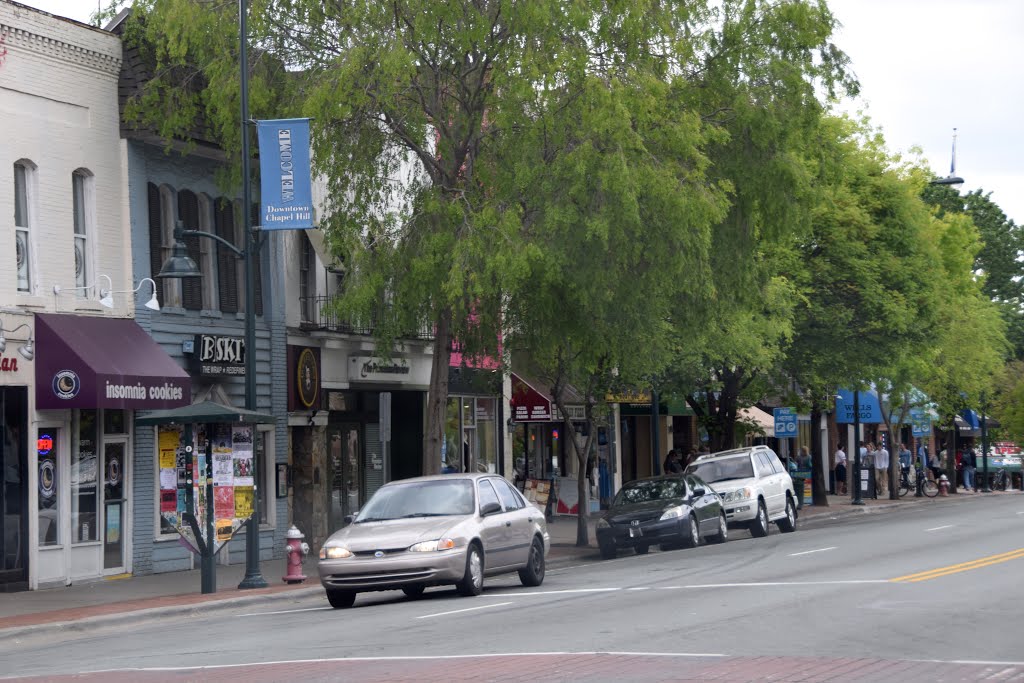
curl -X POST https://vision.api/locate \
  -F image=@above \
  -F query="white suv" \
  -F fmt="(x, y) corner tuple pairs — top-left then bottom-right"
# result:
(685, 446), (797, 537)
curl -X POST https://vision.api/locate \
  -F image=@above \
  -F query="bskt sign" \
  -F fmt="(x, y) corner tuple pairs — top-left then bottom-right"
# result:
(191, 335), (245, 377)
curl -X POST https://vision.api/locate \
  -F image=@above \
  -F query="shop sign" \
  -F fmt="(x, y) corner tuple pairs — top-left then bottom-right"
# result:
(191, 335), (245, 377)
(288, 346), (321, 411)
(349, 355), (412, 383)
(0, 356), (21, 372)
(511, 374), (552, 422)
(605, 390), (651, 404)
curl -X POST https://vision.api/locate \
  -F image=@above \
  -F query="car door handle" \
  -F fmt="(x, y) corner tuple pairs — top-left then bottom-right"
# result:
(527, 517), (533, 522)
(505, 521), (512, 527)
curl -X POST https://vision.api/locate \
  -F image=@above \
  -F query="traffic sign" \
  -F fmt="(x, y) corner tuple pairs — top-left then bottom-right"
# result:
(773, 407), (798, 437)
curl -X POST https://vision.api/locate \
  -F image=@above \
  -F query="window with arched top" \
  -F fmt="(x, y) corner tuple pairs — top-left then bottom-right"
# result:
(177, 190), (205, 311)
(14, 160), (38, 293)
(72, 169), (95, 294)
(214, 198), (239, 313)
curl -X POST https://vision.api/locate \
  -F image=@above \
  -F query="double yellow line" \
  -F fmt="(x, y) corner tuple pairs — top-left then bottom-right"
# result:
(890, 548), (1024, 583)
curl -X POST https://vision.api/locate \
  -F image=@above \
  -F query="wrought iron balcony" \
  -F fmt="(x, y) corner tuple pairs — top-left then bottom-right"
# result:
(298, 295), (434, 340)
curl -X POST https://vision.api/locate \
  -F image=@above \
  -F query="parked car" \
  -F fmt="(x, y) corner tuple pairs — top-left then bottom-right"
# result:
(685, 446), (797, 537)
(595, 474), (727, 559)
(317, 473), (549, 608)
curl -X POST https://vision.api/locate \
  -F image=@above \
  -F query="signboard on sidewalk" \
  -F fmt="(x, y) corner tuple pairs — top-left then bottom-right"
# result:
(773, 407), (798, 437)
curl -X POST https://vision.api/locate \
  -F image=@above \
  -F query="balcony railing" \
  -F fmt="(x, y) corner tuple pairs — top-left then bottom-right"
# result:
(299, 295), (434, 340)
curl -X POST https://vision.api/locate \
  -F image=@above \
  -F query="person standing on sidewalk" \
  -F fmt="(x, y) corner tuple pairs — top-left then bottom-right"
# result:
(834, 446), (847, 495)
(962, 446), (977, 492)
(874, 442), (890, 497)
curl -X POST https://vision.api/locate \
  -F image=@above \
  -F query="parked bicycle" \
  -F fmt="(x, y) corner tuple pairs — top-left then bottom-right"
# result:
(898, 465), (939, 498)
(990, 468), (1009, 491)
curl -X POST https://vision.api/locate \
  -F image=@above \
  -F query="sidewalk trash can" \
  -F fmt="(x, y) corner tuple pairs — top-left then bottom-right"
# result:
(792, 478), (804, 509)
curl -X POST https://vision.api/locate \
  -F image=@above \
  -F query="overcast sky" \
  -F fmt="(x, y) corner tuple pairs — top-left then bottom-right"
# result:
(18, 0), (1024, 224)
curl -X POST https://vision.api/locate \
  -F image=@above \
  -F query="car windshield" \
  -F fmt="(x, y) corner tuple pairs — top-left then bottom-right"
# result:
(686, 455), (754, 483)
(355, 479), (475, 522)
(613, 479), (685, 506)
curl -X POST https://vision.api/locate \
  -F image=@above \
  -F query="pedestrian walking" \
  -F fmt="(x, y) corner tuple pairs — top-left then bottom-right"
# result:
(834, 446), (847, 495)
(928, 449), (942, 481)
(663, 449), (683, 474)
(875, 442), (890, 496)
(962, 446), (977, 492)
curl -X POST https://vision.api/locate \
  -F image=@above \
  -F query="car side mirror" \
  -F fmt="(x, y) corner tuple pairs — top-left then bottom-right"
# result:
(692, 487), (706, 497)
(343, 513), (357, 526)
(480, 501), (502, 516)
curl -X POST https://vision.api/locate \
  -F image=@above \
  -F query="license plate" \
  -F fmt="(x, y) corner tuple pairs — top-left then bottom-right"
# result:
(629, 527), (642, 538)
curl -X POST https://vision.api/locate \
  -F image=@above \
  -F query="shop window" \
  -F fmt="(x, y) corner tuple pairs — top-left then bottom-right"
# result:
(72, 411), (99, 543)
(476, 398), (497, 474)
(103, 410), (127, 435)
(37, 429), (59, 546)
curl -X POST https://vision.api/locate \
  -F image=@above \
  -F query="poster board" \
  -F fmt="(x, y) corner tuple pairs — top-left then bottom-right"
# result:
(157, 423), (256, 555)
(522, 479), (552, 507)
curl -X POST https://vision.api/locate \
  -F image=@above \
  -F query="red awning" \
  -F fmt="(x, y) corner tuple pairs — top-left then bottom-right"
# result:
(510, 373), (552, 422)
(35, 313), (190, 410)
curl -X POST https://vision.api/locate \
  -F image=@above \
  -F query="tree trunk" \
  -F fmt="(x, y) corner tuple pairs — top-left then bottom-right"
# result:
(423, 306), (452, 476)
(810, 403), (829, 506)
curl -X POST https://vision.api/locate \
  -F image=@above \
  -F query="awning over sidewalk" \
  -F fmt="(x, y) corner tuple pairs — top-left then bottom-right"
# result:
(34, 313), (190, 410)
(738, 406), (775, 437)
(510, 372), (553, 422)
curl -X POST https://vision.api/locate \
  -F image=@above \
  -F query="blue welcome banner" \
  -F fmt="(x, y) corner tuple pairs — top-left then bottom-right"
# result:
(256, 118), (315, 230)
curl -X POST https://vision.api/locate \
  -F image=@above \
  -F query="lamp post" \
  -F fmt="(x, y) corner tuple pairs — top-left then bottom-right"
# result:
(930, 128), (964, 189)
(980, 393), (991, 493)
(851, 390), (864, 505)
(156, 0), (268, 590)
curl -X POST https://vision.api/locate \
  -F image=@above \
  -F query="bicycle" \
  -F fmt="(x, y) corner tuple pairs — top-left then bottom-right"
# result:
(898, 465), (938, 498)
(990, 468), (1009, 491)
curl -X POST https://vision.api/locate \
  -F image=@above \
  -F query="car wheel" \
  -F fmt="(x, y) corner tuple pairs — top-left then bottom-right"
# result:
(326, 589), (356, 609)
(599, 543), (617, 560)
(455, 544), (484, 596)
(682, 514), (700, 548)
(709, 512), (729, 544)
(635, 543), (650, 555)
(777, 495), (797, 533)
(402, 584), (426, 599)
(518, 537), (546, 587)
(749, 500), (770, 538)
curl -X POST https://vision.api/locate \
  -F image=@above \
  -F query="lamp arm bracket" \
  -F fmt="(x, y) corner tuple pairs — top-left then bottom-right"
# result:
(177, 228), (244, 258)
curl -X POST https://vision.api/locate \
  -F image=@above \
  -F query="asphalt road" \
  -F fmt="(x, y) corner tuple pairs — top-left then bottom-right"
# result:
(4, 494), (1024, 682)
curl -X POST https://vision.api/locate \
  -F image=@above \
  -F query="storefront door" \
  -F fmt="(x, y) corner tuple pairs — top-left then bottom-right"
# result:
(1, 387), (28, 590)
(328, 423), (361, 533)
(102, 440), (127, 572)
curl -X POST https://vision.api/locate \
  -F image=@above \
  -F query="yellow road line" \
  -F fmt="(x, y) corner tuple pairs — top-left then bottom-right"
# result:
(890, 548), (1024, 583)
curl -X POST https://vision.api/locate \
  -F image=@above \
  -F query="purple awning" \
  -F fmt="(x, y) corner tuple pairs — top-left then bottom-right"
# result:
(35, 313), (190, 410)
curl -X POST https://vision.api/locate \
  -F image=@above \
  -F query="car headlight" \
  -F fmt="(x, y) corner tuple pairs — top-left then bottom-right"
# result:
(659, 505), (684, 520)
(722, 488), (753, 503)
(408, 538), (456, 552)
(319, 544), (353, 560)
(596, 518), (610, 529)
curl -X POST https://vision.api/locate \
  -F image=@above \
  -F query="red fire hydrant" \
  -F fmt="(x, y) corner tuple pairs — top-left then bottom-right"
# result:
(938, 474), (950, 497)
(282, 525), (310, 584)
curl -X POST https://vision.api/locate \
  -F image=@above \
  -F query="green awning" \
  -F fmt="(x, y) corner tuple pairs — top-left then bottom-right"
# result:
(135, 400), (276, 426)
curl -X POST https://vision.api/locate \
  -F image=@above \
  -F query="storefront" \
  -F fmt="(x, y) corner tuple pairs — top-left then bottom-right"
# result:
(445, 366), (502, 475)
(1, 336), (32, 591)
(31, 313), (190, 588)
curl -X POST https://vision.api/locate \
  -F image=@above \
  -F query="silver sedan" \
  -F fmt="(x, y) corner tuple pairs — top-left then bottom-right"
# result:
(317, 473), (550, 608)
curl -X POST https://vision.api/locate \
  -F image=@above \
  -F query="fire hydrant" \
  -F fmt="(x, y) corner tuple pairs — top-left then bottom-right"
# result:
(938, 474), (950, 497)
(282, 525), (310, 584)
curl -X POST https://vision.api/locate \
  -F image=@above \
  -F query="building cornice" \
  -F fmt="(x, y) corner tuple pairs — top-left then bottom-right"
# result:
(1, 21), (121, 76)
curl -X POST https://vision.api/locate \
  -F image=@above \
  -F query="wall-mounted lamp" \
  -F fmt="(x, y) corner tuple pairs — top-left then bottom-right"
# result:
(110, 278), (160, 311)
(506, 416), (516, 435)
(0, 323), (35, 361)
(54, 274), (113, 308)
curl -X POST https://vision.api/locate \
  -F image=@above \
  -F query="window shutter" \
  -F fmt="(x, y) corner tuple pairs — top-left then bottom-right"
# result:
(146, 183), (164, 307)
(215, 200), (239, 313)
(178, 191), (203, 310)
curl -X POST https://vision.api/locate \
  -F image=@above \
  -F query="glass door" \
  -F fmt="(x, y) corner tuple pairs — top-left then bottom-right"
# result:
(1, 388), (29, 588)
(102, 441), (127, 571)
(328, 423), (361, 533)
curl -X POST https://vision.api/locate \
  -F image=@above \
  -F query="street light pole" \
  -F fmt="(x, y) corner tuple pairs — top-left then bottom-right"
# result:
(852, 390), (864, 505)
(980, 393), (991, 493)
(236, 0), (267, 590)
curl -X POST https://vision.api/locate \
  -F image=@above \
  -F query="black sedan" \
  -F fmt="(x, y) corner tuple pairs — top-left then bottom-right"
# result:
(595, 474), (727, 559)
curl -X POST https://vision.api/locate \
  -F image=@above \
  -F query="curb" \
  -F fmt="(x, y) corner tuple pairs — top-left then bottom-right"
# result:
(0, 585), (324, 644)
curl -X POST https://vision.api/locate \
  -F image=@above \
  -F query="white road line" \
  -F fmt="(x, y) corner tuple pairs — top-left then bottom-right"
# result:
(926, 525), (954, 531)
(658, 586), (684, 590)
(484, 587), (621, 597)
(683, 580), (890, 588)
(627, 587), (652, 591)
(788, 546), (836, 557)
(237, 606), (333, 617)
(417, 601), (513, 619)
(82, 651), (730, 674)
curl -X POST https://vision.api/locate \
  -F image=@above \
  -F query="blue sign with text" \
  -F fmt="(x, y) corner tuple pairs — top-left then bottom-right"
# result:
(910, 408), (932, 437)
(773, 407), (798, 437)
(257, 118), (315, 231)
(834, 389), (883, 424)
